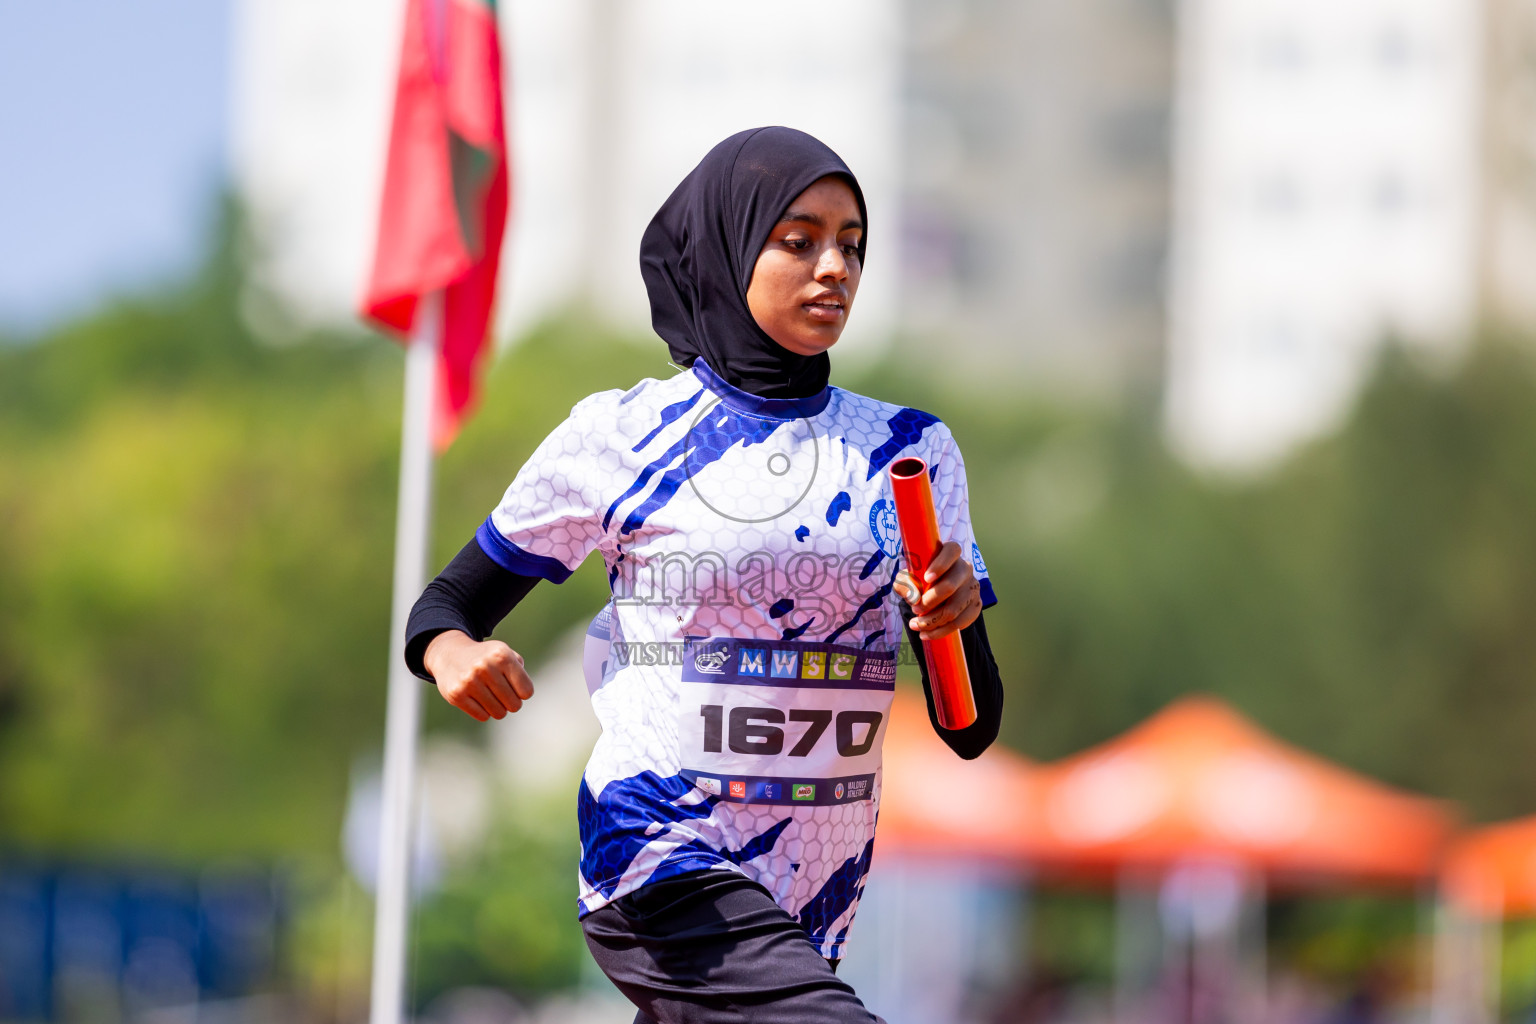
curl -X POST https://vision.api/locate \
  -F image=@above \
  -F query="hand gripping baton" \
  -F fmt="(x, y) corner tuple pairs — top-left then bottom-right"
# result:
(888, 457), (978, 730)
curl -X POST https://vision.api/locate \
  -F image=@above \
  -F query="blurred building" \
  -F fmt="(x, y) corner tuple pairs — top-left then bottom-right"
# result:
(234, 0), (1172, 390)
(1164, 0), (1483, 468)
(230, 0), (398, 341)
(894, 0), (1177, 398)
(235, 0), (1535, 466)
(1479, 0), (1536, 333)
(232, 0), (900, 359)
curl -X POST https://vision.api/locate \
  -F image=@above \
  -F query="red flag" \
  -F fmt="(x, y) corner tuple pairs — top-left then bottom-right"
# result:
(363, 0), (509, 450)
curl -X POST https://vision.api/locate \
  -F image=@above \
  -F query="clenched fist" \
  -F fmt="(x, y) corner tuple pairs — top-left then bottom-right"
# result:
(422, 630), (535, 722)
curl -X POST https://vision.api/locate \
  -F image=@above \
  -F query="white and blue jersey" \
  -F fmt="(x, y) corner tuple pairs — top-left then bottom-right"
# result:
(479, 360), (996, 958)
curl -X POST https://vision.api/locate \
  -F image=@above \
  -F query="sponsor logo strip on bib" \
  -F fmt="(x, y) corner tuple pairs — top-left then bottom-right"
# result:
(682, 770), (876, 806)
(682, 637), (897, 690)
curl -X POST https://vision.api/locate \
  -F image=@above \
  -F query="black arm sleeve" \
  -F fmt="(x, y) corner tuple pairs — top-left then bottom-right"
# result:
(901, 608), (1003, 760)
(404, 539), (542, 682)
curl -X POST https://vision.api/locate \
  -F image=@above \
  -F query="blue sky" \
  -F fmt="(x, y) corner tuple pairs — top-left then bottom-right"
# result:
(0, 0), (230, 334)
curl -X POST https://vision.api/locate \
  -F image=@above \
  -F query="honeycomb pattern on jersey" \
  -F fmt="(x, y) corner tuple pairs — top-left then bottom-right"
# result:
(485, 367), (987, 957)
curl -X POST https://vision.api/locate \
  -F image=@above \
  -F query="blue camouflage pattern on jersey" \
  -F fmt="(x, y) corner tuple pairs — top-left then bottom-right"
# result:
(482, 360), (995, 958)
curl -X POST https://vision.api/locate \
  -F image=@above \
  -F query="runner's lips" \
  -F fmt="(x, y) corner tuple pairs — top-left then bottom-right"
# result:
(803, 292), (846, 321)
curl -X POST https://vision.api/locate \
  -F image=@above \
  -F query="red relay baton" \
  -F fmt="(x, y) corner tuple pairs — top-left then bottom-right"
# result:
(888, 457), (978, 730)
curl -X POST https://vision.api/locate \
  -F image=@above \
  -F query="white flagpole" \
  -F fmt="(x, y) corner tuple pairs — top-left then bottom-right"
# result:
(369, 291), (440, 1024)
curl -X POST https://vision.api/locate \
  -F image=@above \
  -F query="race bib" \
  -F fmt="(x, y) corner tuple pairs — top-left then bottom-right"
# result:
(677, 637), (896, 805)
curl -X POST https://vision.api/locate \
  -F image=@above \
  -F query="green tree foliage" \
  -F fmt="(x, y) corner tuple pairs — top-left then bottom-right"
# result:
(925, 340), (1536, 822)
(0, 207), (396, 861)
(406, 796), (588, 1004)
(0, 206), (663, 864)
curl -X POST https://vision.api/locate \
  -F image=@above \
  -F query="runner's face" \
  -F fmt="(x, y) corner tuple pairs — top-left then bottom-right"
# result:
(745, 176), (863, 358)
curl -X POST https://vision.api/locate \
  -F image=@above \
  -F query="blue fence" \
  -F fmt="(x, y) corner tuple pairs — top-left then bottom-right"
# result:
(0, 861), (282, 1021)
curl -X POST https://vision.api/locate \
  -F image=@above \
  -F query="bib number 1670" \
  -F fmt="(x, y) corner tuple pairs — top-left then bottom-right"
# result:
(699, 705), (882, 758)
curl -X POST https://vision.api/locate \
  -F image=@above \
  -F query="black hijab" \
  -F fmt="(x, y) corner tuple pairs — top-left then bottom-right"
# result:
(640, 127), (869, 399)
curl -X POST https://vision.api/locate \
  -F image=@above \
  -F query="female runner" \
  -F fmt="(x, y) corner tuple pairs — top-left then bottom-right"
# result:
(406, 127), (1004, 1024)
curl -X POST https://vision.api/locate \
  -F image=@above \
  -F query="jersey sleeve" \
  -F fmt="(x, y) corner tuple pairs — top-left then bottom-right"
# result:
(931, 427), (997, 609)
(474, 394), (613, 584)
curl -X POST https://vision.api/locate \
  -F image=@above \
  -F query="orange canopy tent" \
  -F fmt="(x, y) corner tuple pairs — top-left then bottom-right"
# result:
(1027, 696), (1456, 886)
(1443, 816), (1536, 918)
(877, 688), (1055, 863)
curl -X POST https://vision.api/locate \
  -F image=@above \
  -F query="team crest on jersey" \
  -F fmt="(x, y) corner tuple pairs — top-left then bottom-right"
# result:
(868, 498), (902, 558)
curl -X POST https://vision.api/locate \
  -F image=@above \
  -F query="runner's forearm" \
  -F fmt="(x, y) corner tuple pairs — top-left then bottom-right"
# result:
(405, 539), (540, 682)
(903, 609), (1003, 760)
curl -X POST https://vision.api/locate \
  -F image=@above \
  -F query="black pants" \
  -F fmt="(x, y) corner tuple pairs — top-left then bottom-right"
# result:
(581, 871), (886, 1024)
